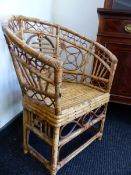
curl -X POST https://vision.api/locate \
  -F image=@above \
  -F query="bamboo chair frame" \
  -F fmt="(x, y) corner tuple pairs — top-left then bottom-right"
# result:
(2, 15), (117, 175)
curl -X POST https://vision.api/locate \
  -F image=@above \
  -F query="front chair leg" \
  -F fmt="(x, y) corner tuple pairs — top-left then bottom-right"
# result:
(50, 127), (60, 175)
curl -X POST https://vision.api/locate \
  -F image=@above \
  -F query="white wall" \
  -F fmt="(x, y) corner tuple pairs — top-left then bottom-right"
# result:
(0, 0), (53, 129)
(0, 0), (104, 129)
(52, 0), (104, 40)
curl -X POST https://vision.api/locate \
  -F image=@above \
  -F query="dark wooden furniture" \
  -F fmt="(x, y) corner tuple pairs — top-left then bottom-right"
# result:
(97, 0), (131, 105)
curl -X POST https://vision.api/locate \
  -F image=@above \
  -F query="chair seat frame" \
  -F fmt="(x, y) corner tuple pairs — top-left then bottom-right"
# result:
(2, 16), (117, 175)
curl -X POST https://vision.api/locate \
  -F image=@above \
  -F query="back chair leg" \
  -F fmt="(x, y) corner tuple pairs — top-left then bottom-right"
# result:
(23, 109), (29, 154)
(51, 127), (60, 175)
(98, 104), (108, 140)
(98, 118), (105, 140)
(50, 171), (57, 175)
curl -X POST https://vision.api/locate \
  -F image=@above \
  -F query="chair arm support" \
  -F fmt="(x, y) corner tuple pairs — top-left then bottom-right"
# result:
(87, 42), (118, 92)
(94, 41), (118, 64)
(95, 42), (118, 92)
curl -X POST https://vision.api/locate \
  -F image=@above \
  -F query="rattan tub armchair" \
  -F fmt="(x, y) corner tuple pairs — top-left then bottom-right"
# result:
(2, 16), (117, 175)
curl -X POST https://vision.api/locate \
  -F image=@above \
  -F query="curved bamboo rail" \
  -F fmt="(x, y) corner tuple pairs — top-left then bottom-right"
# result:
(2, 15), (117, 175)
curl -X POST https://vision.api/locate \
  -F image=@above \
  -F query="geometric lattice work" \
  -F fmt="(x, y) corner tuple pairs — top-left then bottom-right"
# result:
(2, 15), (117, 175)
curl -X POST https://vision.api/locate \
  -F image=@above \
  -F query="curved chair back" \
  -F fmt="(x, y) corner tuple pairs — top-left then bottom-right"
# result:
(2, 16), (117, 114)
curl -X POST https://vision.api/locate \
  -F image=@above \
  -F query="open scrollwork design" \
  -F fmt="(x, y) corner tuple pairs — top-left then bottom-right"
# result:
(24, 21), (55, 34)
(60, 105), (106, 140)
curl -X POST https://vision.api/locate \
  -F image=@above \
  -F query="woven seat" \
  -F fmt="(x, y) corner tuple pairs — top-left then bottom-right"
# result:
(2, 16), (117, 175)
(60, 82), (109, 112)
(23, 82), (110, 115)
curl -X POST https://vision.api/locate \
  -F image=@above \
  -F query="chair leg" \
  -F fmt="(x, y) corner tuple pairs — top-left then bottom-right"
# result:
(98, 104), (108, 140)
(23, 109), (29, 154)
(98, 118), (105, 140)
(50, 172), (57, 175)
(50, 127), (60, 175)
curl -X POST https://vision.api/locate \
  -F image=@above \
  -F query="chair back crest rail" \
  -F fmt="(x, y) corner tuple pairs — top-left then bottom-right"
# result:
(2, 15), (117, 115)
(2, 15), (118, 175)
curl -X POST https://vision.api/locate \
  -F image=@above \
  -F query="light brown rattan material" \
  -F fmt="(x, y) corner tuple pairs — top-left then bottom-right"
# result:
(2, 15), (117, 175)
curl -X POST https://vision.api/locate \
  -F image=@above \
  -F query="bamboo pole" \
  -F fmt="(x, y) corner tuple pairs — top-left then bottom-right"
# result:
(2, 15), (118, 175)
(51, 127), (60, 175)
(23, 109), (29, 154)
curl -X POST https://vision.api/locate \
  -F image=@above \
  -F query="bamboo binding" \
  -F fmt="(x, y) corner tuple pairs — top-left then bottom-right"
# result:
(2, 15), (117, 175)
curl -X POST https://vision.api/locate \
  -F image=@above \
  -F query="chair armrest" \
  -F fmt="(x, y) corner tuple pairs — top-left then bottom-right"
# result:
(94, 42), (118, 64)
(3, 26), (63, 115)
(3, 26), (63, 70)
(85, 41), (118, 92)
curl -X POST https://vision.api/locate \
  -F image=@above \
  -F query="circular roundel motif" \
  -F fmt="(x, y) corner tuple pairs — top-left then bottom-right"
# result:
(60, 46), (85, 71)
